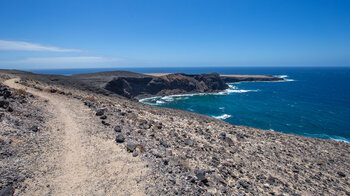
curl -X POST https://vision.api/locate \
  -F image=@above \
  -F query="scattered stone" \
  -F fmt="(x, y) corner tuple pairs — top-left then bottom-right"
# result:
(337, 171), (346, 178)
(100, 115), (107, 119)
(114, 125), (122, 132)
(0, 98), (9, 109)
(50, 88), (57, 93)
(157, 122), (163, 129)
(163, 158), (169, 165)
(126, 142), (136, 152)
(138, 119), (150, 129)
(30, 125), (39, 132)
(266, 176), (282, 186)
(185, 139), (194, 146)
(101, 120), (110, 126)
(7, 106), (13, 112)
(195, 169), (207, 183)
(211, 156), (220, 166)
(225, 137), (234, 146)
(115, 134), (125, 143)
(161, 140), (169, 148)
(132, 150), (139, 157)
(16, 175), (26, 182)
(96, 109), (104, 116)
(238, 180), (250, 189)
(84, 100), (93, 107)
(0, 86), (11, 98)
(219, 132), (226, 139)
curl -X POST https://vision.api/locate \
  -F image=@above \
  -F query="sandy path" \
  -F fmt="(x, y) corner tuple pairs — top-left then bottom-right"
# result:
(4, 78), (149, 196)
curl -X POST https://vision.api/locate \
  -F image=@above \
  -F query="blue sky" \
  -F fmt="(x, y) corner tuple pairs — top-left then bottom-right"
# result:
(0, 0), (350, 69)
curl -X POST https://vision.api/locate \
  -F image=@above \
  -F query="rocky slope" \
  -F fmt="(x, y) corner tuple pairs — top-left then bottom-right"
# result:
(0, 70), (349, 195)
(104, 73), (228, 98)
(73, 71), (281, 98)
(0, 75), (47, 195)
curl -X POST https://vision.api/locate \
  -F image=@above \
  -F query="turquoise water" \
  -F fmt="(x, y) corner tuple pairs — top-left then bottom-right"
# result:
(27, 67), (350, 142)
(138, 67), (350, 142)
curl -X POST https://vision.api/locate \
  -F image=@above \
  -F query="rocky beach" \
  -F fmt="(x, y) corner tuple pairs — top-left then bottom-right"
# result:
(0, 69), (349, 195)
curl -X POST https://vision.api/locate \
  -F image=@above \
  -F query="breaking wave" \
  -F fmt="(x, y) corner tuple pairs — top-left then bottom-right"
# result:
(274, 75), (295, 82)
(139, 84), (259, 105)
(303, 133), (350, 143)
(213, 114), (232, 120)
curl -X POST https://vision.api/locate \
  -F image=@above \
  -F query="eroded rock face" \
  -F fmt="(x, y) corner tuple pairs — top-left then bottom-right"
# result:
(105, 73), (228, 98)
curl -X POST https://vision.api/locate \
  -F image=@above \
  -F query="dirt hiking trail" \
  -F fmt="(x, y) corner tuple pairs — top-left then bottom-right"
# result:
(4, 78), (149, 196)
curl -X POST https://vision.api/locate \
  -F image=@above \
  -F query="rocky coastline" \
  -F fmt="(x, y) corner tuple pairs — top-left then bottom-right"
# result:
(0, 69), (349, 195)
(72, 71), (282, 99)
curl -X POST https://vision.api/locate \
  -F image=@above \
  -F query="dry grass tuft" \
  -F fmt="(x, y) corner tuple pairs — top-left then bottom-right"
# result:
(136, 144), (146, 153)
(85, 95), (97, 102)
(12, 88), (28, 97)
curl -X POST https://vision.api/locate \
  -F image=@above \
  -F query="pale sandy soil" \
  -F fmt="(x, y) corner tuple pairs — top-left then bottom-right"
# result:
(143, 73), (170, 76)
(4, 78), (149, 196)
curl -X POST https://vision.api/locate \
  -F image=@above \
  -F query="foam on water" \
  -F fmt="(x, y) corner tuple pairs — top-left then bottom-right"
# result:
(156, 100), (166, 104)
(329, 136), (350, 143)
(274, 75), (295, 82)
(303, 133), (350, 143)
(139, 84), (258, 105)
(276, 75), (288, 78)
(213, 114), (232, 120)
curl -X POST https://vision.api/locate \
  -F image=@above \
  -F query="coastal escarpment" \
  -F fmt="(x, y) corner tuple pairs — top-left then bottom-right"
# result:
(73, 71), (282, 98)
(220, 74), (283, 83)
(105, 73), (228, 98)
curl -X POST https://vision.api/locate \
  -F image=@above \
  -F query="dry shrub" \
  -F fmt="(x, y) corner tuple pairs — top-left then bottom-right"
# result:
(136, 144), (146, 153)
(171, 156), (190, 170)
(13, 88), (27, 97)
(85, 95), (97, 102)
(19, 78), (29, 86)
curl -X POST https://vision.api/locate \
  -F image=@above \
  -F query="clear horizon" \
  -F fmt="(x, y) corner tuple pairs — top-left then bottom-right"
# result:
(1, 0), (350, 69)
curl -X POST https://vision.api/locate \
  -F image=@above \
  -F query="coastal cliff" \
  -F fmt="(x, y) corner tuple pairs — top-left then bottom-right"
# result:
(0, 70), (348, 195)
(105, 73), (228, 98)
(72, 71), (281, 98)
(220, 74), (282, 83)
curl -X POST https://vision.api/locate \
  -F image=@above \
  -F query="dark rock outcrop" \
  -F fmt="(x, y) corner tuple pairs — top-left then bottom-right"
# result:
(221, 75), (282, 83)
(105, 73), (228, 98)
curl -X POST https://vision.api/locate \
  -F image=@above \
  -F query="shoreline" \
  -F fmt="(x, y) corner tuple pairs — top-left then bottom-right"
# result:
(138, 75), (288, 100)
(139, 76), (350, 143)
(135, 74), (285, 99)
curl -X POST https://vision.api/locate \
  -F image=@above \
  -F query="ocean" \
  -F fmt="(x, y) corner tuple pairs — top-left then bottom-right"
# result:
(26, 67), (350, 142)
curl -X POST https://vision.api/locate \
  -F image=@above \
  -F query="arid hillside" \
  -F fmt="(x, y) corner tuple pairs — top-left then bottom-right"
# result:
(0, 70), (349, 195)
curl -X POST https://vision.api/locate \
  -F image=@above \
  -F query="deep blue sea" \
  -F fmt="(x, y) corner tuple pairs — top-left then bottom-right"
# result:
(26, 67), (350, 142)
